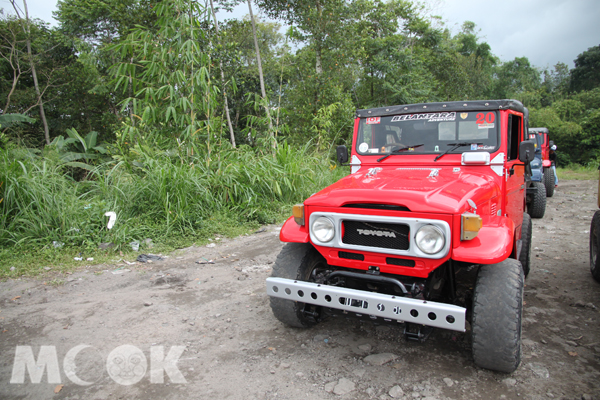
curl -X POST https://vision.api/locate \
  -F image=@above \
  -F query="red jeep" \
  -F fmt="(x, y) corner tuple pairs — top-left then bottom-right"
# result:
(267, 100), (535, 373)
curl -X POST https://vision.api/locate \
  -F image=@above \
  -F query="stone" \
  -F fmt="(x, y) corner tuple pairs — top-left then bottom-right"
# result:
(358, 343), (372, 351)
(502, 378), (517, 386)
(324, 381), (336, 393)
(280, 362), (291, 369)
(333, 378), (356, 396)
(389, 385), (404, 398)
(314, 334), (328, 342)
(99, 242), (115, 250)
(529, 363), (549, 379)
(144, 302), (153, 306)
(443, 377), (453, 387)
(352, 369), (366, 378)
(364, 353), (399, 366)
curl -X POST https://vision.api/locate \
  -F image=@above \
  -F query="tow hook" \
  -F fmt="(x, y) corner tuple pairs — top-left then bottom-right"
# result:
(404, 323), (434, 342)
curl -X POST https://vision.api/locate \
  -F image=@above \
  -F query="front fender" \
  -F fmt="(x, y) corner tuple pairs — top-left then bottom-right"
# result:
(452, 215), (515, 264)
(279, 216), (309, 243)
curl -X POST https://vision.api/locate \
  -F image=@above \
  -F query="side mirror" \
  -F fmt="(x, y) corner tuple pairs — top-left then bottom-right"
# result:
(336, 145), (348, 164)
(519, 140), (536, 164)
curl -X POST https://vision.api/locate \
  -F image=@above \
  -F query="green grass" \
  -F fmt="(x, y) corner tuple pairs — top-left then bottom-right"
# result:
(557, 163), (600, 180)
(0, 141), (344, 278)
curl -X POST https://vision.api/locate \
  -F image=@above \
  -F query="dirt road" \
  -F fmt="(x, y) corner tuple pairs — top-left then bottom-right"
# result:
(1, 179), (599, 400)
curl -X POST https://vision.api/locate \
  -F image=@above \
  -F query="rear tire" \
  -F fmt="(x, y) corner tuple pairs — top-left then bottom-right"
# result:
(472, 259), (523, 373)
(591, 211), (600, 283)
(528, 182), (546, 219)
(543, 168), (555, 197)
(518, 213), (532, 277)
(269, 243), (328, 328)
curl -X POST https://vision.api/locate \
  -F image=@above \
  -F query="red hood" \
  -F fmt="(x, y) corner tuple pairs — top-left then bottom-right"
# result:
(305, 166), (500, 214)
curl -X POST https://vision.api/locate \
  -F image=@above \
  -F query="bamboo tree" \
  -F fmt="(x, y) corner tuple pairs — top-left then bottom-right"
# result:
(247, 0), (275, 151)
(108, 0), (218, 153)
(209, 0), (236, 148)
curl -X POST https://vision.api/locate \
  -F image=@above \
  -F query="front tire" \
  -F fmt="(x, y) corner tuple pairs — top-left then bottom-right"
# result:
(471, 259), (524, 373)
(528, 182), (546, 219)
(519, 213), (532, 277)
(591, 211), (600, 282)
(269, 243), (328, 328)
(543, 168), (555, 197)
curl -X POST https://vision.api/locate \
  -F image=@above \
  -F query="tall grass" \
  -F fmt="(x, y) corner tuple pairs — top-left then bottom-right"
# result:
(0, 142), (343, 260)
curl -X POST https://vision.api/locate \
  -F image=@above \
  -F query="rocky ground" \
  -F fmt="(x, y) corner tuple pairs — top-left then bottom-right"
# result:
(0, 179), (599, 400)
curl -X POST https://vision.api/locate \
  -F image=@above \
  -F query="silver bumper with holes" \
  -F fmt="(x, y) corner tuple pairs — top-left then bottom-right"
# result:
(266, 277), (466, 332)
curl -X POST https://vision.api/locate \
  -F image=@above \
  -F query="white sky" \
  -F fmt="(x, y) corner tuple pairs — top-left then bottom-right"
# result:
(2, 0), (599, 70)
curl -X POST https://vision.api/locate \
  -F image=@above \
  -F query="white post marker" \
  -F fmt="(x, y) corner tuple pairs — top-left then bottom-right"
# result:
(104, 212), (117, 230)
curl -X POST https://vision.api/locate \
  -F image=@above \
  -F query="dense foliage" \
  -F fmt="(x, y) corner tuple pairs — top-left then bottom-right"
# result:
(0, 0), (599, 265)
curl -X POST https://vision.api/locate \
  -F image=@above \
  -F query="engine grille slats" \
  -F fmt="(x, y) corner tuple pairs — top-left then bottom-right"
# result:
(342, 221), (410, 250)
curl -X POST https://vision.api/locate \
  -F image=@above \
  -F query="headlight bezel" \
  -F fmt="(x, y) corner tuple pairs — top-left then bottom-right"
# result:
(414, 224), (446, 255)
(311, 216), (335, 243)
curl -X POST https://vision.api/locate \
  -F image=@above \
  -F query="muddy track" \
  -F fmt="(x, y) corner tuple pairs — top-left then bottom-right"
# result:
(1, 179), (599, 400)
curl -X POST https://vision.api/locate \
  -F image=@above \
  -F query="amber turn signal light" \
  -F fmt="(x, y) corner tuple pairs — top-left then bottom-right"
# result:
(293, 204), (305, 226)
(461, 213), (482, 240)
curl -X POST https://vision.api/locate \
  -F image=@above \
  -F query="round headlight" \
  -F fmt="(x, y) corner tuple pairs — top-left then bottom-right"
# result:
(312, 217), (335, 242)
(415, 225), (445, 254)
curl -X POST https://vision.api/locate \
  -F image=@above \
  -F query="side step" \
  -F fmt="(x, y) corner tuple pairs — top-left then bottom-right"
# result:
(266, 277), (466, 332)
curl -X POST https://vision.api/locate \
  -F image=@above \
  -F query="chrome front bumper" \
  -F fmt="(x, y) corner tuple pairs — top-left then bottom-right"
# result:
(266, 277), (466, 332)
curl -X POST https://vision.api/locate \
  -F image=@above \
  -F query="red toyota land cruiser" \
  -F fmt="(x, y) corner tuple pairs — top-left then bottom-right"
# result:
(266, 99), (536, 373)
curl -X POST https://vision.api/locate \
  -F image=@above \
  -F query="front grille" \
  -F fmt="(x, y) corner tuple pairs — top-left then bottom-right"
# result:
(342, 221), (410, 250)
(339, 251), (364, 261)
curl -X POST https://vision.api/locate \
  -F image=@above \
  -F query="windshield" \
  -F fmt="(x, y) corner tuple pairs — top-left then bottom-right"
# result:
(356, 111), (499, 156)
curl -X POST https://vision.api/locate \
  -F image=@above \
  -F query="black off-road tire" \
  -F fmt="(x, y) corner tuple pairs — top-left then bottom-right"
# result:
(269, 243), (328, 328)
(471, 258), (524, 373)
(543, 168), (555, 197)
(518, 213), (532, 277)
(590, 211), (600, 283)
(527, 182), (546, 219)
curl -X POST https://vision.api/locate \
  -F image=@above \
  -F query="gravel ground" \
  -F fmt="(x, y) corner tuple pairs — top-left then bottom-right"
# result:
(0, 179), (599, 400)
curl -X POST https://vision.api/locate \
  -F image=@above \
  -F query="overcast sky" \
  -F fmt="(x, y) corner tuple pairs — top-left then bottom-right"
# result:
(2, 0), (599, 70)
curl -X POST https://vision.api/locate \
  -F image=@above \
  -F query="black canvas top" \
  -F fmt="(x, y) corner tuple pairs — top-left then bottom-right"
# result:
(528, 127), (549, 133)
(355, 99), (525, 118)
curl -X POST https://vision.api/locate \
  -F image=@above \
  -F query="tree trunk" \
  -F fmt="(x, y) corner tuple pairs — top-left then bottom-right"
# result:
(315, 1), (323, 75)
(247, 0), (275, 150)
(10, 0), (50, 145)
(209, 0), (236, 148)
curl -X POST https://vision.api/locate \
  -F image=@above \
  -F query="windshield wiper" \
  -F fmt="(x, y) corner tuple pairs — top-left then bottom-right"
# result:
(434, 142), (482, 162)
(377, 143), (424, 162)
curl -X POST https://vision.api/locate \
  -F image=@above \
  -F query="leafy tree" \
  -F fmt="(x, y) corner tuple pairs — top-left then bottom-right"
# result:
(491, 56), (541, 102)
(0, 11), (88, 146)
(570, 44), (600, 92)
(54, 0), (157, 45)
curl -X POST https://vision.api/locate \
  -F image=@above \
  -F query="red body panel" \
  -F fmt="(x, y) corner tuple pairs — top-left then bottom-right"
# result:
(280, 106), (528, 279)
(279, 216), (309, 243)
(452, 215), (515, 264)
